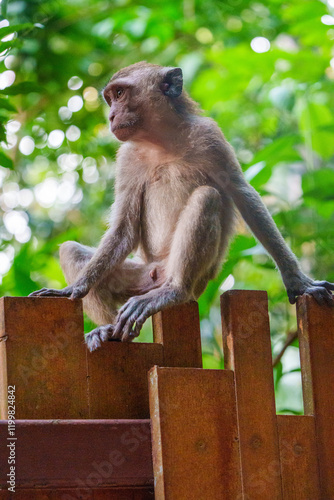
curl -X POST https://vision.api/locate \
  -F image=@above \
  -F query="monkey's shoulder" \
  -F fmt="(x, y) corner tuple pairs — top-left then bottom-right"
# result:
(186, 117), (230, 153)
(180, 117), (235, 171)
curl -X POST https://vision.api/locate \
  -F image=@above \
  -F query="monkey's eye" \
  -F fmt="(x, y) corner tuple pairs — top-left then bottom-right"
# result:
(115, 88), (124, 99)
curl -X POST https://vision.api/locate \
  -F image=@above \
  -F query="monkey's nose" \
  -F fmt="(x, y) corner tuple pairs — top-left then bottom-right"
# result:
(109, 111), (115, 122)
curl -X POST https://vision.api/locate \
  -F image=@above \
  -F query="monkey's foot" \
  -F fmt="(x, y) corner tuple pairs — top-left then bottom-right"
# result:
(286, 279), (334, 306)
(113, 286), (186, 342)
(112, 295), (152, 342)
(85, 324), (118, 352)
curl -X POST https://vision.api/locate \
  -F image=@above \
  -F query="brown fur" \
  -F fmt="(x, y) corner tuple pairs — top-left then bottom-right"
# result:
(30, 62), (334, 349)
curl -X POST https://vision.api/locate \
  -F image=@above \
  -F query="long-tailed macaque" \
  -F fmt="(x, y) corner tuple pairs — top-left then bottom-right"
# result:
(30, 62), (334, 351)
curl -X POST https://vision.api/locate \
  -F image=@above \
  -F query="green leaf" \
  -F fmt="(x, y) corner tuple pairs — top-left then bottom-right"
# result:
(302, 169), (334, 199)
(0, 98), (17, 112)
(202, 352), (224, 369)
(0, 122), (6, 142)
(274, 361), (283, 391)
(298, 101), (334, 159)
(0, 82), (41, 95)
(0, 39), (22, 52)
(0, 151), (13, 169)
(0, 23), (36, 37)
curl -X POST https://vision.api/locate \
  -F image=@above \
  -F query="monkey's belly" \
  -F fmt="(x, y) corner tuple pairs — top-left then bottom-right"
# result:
(140, 209), (179, 261)
(140, 194), (186, 261)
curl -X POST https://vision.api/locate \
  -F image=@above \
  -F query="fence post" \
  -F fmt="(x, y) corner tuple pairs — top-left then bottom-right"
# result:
(297, 295), (334, 499)
(152, 301), (202, 368)
(221, 290), (283, 499)
(0, 296), (88, 419)
(149, 366), (242, 500)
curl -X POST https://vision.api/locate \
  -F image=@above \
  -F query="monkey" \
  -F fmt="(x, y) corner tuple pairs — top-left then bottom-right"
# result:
(29, 62), (334, 351)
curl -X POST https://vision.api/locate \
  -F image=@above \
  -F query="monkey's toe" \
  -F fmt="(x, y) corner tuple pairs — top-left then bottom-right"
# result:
(85, 324), (115, 352)
(113, 296), (151, 341)
(305, 286), (333, 306)
(288, 284), (334, 306)
(29, 286), (73, 298)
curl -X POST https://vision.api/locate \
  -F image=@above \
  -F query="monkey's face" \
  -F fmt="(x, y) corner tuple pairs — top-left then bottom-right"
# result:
(103, 63), (184, 142)
(105, 87), (142, 141)
(103, 78), (146, 142)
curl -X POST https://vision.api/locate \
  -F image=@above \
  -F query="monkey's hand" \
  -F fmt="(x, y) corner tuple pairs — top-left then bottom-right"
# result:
(285, 273), (334, 306)
(28, 281), (90, 300)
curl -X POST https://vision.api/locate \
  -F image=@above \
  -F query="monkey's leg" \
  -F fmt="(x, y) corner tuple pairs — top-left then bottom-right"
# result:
(58, 241), (162, 351)
(113, 186), (232, 341)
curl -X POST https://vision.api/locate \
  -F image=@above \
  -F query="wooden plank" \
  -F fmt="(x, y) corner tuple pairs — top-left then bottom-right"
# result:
(152, 302), (202, 368)
(0, 297), (88, 419)
(221, 290), (283, 499)
(148, 366), (242, 500)
(277, 415), (320, 500)
(93, 490), (154, 499)
(87, 343), (164, 418)
(0, 489), (154, 499)
(0, 298), (200, 421)
(0, 420), (153, 490)
(296, 295), (334, 499)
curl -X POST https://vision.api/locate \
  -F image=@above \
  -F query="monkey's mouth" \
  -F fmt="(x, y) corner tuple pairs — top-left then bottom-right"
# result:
(112, 120), (139, 131)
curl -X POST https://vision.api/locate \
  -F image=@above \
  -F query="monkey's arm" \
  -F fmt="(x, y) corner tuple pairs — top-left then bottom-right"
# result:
(29, 183), (142, 300)
(230, 175), (334, 305)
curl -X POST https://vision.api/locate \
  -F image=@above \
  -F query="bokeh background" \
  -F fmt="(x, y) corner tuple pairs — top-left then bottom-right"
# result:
(1, 0), (334, 414)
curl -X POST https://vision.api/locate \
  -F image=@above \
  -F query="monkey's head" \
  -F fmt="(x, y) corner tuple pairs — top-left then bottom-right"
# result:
(103, 62), (196, 142)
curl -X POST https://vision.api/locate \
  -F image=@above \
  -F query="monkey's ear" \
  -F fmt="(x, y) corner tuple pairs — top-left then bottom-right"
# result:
(160, 67), (183, 97)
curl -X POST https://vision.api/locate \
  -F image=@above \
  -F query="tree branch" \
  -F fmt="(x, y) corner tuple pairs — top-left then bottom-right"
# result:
(272, 330), (298, 368)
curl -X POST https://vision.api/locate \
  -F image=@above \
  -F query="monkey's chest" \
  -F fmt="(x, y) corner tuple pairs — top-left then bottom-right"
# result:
(140, 177), (192, 260)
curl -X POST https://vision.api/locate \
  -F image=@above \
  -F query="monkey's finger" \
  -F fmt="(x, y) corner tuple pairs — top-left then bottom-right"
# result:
(29, 288), (48, 297)
(314, 280), (334, 291)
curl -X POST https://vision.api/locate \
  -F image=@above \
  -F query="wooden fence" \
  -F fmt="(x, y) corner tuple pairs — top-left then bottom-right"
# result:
(0, 290), (333, 499)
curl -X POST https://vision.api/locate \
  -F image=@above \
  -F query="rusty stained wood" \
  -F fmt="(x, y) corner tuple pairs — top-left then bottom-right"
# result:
(86, 300), (202, 419)
(0, 420), (153, 490)
(0, 488), (154, 499)
(87, 342), (164, 419)
(277, 415), (320, 500)
(221, 290), (283, 500)
(296, 295), (334, 499)
(0, 297), (88, 419)
(0, 297), (204, 420)
(148, 366), (242, 500)
(152, 301), (202, 368)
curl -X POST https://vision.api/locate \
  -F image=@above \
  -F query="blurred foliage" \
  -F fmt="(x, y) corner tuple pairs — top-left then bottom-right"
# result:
(1, 0), (334, 413)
